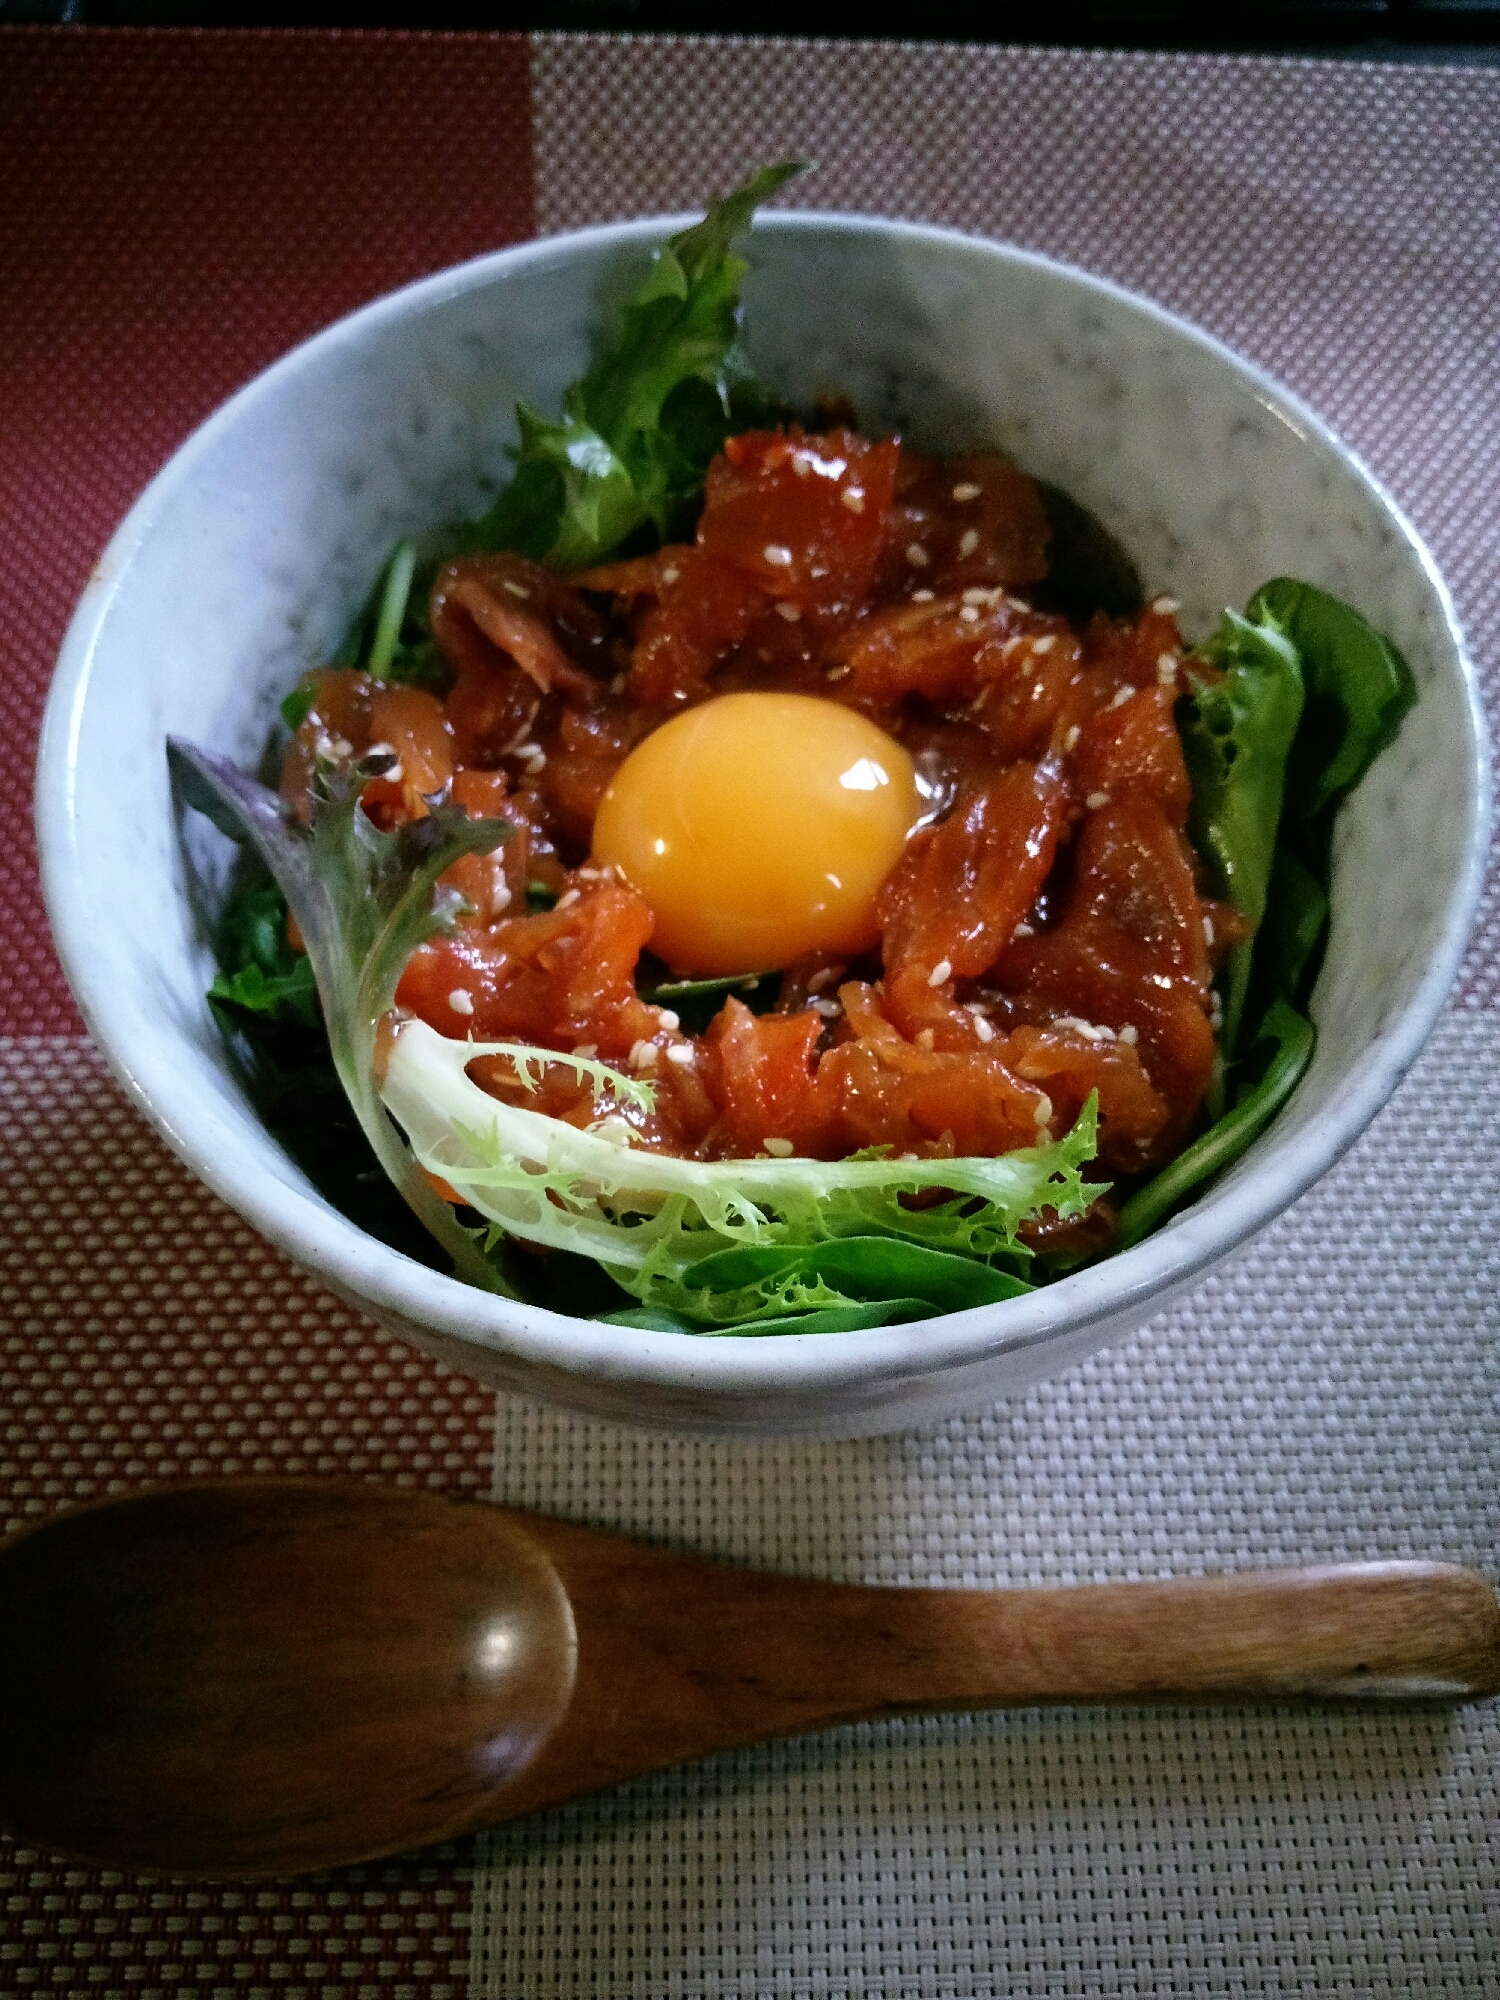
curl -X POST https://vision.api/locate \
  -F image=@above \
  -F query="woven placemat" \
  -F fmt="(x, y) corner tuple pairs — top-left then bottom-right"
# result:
(3, 26), (1497, 2000)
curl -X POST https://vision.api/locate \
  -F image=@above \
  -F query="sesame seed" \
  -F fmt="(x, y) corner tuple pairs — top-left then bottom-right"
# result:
(1086, 790), (1110, 811)
(660, 565), (680, 586)
(960, 605), (980, 623)
(576, 866), (602, 880)
(501, 579), (530, 600)
(763, 1136), (794, 1157)
(915, 1028), (936, 1052)
(629, 1040), (659, 1072)
(906, 543), (930, 567)
(447, 989), (474, 1016)
(553, 888), (581, 912)
(928, 959), (952, 987)
(825, 663), (852, 682)
(962, 586), (1001, 606)
(952, 481), (982, 502)
(911, 589), (936, 603)
(1054, 1014), (1111, 1041)
(763, 544), (794, 567)
(841, 487), (866, 513)
(1012, 920), (1035, 939)
(775, 602), (802, 623)
(574, 1043), (598, 1059)
(1032, 635), (1056, 655)
(810, 565), (829, 579)
(1152, 594), (1180, 614)
(807, 967), (836, 994)
(1107, 684), (1135, 710)
(1033, 1094), (1053, 1127)
(1119, 1024), (1139, 1046)
(1202, 915), (1215, 944)
(1063, 725), (1081, 753)
(1158, 654), (1179, 685)
(1000, 635), (1023, 659)
(973, 1013), (995, 1044)
(384, 762), (405, 784)
(666, 1043), (696, 1065)
(792, 452), (812, 478)
(958, 528), (980, 558)
(810, 996), (842, 1018)
(656, 1009), (680, 1032)
(490, 880), (512, 914)
(610, 671), (628, 695)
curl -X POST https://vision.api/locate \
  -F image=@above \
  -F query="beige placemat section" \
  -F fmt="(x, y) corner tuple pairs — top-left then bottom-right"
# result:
(467, 38), (1500, 1998)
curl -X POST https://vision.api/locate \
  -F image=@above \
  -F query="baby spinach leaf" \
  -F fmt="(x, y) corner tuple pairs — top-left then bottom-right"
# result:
(1254, 844), (1329, 1022)
(602, 1298), (931, 1336)
(1115, 999), (1315, 1250)
(651, 1235), (1034, 1329)
(1182, 606), (1304, 1057)
(1249, 578), (1417, 838)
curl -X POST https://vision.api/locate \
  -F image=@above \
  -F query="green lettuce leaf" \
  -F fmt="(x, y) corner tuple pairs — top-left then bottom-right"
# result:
(1114, 1000), (1314, 1250)
(1153, 579), (1417, 1239)
(1188, 578), (1417, 1052)
(1182, 605), (1304, 1058)
(170, 739), (516, 1293)
(1253, 577), (1417, 836)
(208, 877), (321, 1030)
(467, 161), (802, 571)
(376, 1018), (1104, 1328)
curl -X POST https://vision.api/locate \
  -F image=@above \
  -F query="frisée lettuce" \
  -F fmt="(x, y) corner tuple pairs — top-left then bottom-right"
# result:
(173, 738), (1103, 1330)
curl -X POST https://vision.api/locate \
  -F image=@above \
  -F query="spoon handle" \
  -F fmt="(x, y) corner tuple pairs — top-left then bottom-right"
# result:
(500, 1522), (1500, 1820)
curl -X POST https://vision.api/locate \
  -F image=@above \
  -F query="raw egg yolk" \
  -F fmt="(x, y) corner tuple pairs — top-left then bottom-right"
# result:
(591, 692), (920, 977)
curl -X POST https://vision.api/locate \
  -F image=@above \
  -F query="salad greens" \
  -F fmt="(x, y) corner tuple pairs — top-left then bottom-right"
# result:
(174, 168), (1420, 1331)
(1123, 580), (1417, 1237)
(170, 738), (516, 1296)
(173, 740), (1103, 1331)
(380, 1017), (1101, 1332)
(467, 160), (802, 573)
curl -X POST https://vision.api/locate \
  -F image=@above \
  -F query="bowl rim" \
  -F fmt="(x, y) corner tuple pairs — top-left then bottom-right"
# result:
(36, 208), (1492, 1400)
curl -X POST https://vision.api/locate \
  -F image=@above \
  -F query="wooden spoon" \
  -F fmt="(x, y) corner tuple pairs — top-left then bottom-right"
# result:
(0, 1479), (1494, 1879)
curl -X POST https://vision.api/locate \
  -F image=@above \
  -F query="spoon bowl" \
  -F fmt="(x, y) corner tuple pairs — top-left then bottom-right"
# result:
(1, 1479), (1496, 1878)
(0, 1482), (577, 1875)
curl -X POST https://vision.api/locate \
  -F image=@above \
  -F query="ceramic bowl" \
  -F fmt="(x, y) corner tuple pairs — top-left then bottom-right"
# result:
(36, 214), (1488, 1437)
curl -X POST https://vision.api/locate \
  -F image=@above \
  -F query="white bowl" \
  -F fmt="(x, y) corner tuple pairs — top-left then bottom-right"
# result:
(36, 214), (1488, 1437)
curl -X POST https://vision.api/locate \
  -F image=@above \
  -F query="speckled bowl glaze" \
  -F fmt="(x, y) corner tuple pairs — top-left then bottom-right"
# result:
(37, 215), (1488, 1437)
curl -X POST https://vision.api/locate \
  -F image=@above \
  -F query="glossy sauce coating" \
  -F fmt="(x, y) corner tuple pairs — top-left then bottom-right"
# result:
(282, 427), (1245, 1230)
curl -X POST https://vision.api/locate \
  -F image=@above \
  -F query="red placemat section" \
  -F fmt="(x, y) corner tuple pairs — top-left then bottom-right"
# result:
(2, 26), (539, 1994)
(2, 23), (536, 1038)
(0, 1048), (500, 1984)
